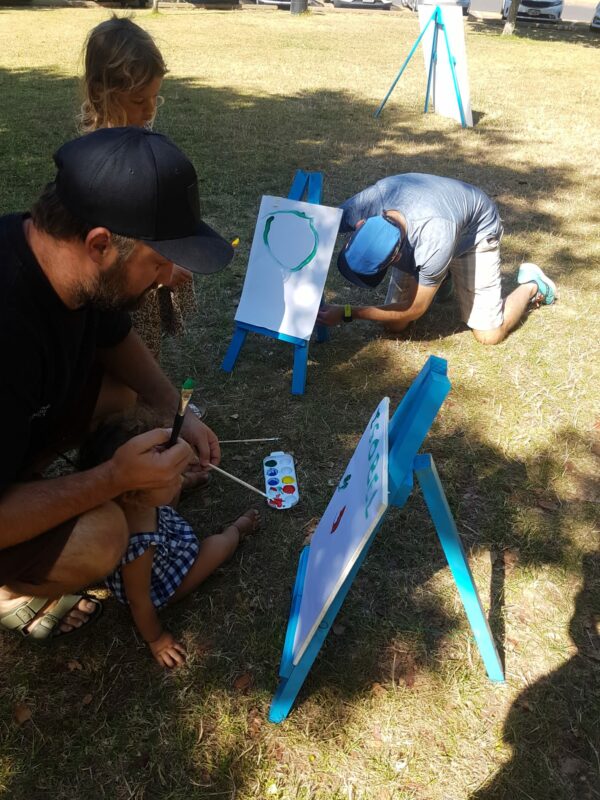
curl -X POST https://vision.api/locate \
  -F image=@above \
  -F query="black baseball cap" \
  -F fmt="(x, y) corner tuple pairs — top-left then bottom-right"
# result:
(53, 127), (234, 275)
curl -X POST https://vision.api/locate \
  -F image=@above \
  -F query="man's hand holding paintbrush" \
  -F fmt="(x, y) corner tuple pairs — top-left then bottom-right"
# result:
(163, 378), (220, 490)
(109, 429), (197, 496)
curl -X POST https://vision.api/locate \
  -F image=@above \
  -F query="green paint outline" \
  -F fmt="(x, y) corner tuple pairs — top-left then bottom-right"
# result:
(262, 210), (319, 272)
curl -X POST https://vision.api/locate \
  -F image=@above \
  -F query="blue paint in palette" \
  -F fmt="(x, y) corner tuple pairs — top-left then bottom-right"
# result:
(267, 469), (278, 477)
(268, 479), (279, 486)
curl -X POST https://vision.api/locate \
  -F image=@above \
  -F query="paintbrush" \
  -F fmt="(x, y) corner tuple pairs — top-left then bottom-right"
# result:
(207, 463), (267, 499)
(220, 437), (281, 444)
(168, 378), (195, 448)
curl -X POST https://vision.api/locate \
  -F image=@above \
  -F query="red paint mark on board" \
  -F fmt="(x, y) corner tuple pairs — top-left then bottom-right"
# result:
(269, 497), (283, 508)
(330, 506), (346, 535)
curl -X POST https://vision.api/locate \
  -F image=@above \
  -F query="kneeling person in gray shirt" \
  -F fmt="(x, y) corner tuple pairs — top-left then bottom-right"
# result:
(318, 174), (556, 345)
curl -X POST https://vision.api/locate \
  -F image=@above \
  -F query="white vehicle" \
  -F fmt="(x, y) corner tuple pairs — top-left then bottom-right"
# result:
(591, 1), (600, 29)
(501, 0), (563, 22)
(399, 0), (471, 15)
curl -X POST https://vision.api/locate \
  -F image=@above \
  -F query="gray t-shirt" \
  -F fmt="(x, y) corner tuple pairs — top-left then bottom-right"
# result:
(340, 174), (502, 287)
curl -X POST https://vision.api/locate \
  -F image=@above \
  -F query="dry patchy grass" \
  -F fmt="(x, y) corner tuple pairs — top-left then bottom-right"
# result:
(0, 6), (599, 800)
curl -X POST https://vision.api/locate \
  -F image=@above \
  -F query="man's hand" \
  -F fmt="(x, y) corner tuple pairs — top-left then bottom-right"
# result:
(316, 303), (345, 327)
(148, 631), (187, 669)
(110, 428), (196, 495)
(180, 414), (221, 471)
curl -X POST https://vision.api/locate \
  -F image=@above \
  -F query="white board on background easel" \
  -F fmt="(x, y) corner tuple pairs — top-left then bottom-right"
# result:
(418, 2), (473, 127)
(234, 196), (343, 342)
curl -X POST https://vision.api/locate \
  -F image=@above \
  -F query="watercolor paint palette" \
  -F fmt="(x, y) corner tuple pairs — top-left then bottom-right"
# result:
(263, 451), (300, 510)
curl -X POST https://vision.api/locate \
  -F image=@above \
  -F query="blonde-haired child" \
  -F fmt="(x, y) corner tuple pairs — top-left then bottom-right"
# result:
(79, 409), (260, 669)
(80, 16), (196, 360)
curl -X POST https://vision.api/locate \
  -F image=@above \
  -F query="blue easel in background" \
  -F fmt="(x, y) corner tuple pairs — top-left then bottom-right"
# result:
(269, 356), (503, 724)
(374, 5), (467, 128)
(221, 170), (329, 396)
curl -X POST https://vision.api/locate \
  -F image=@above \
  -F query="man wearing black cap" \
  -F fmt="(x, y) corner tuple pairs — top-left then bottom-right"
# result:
(0, 128), (234, 640)
(317, 174), (557, 344)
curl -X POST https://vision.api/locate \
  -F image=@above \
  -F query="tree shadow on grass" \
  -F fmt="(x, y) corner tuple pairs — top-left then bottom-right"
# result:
(0, 65), (598, 799)
(471, 552), (600, 800)
(469, 17), (600, 50)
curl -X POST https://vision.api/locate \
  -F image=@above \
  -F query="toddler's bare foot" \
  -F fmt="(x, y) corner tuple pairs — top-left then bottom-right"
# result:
(231, 509), (260, 542)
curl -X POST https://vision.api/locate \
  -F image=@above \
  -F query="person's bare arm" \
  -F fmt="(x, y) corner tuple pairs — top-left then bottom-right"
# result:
(0, 430), (192, 549)
(97, 330), (220, 468)
(121, 547), (186, 668)
(317, 281), (438, 332)
(96, 329), (180, 417)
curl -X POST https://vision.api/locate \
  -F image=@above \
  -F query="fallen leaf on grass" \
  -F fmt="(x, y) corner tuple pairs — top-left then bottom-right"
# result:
(515, 698), (531, 712)
(233, 672), (253, 692)
(333, 623), (346, 636)
(371, 682), (386, 697)
(503, 549), (520, 574)
(82, 693), (93, 706)
(271, 743), (286, 763)
(560, 756), (586, 777)
(230, 413), (239, 420)
(536, 498), (560, 511)
(13, 703), (32, 726)
(402, 659), (416, 689)
(247, 708), (263, 738)
(67, 659), (83, 672)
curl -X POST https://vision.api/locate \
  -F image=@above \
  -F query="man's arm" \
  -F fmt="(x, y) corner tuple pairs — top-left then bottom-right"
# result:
(0, 429), (192, 549)
(97, 329), (220, 468)
(317, 280), (438, 333)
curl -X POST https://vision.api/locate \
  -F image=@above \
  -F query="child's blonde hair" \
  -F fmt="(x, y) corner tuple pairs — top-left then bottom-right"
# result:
(80, 16), (167, 132)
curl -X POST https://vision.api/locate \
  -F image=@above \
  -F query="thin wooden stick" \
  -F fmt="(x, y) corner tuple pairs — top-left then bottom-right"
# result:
(220, 437), (281, 444)
(207, 463), (267, 499)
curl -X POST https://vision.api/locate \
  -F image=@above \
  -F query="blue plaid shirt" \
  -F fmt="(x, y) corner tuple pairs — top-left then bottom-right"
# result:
(106, 506), (200, 609)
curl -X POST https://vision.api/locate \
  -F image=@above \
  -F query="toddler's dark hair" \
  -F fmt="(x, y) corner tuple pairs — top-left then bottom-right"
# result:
(78, 406), (167, 470)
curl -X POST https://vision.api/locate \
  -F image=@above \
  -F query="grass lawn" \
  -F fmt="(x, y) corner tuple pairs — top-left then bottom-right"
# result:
(1, 4), (599, 799)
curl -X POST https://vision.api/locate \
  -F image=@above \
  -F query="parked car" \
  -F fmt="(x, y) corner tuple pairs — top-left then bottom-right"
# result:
(591, 1), (600, 29)
(331, 0), (392, 8)
(501, 0), (563, 22)
(398, 0), (471, 16)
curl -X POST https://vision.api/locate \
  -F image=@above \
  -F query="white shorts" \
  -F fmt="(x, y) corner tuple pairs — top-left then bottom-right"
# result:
(385, 235), (504, 331)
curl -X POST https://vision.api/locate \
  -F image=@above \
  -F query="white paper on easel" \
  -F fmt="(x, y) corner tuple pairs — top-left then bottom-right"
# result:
(234, 196), (343, 341)
(418, 2), (473, 127)
(292, 398), (389, 664)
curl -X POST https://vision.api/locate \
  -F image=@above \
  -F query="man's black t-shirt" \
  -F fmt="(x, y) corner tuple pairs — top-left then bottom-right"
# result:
(0, 213), (132, 489)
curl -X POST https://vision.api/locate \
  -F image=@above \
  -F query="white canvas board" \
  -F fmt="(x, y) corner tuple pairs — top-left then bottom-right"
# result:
(292, 398), (389, 664)
(235, 196), (343, 342)
(418, 2), (473, 127)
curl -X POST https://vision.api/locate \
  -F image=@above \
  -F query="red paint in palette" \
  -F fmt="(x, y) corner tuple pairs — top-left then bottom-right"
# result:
(282, 485), (296, 495)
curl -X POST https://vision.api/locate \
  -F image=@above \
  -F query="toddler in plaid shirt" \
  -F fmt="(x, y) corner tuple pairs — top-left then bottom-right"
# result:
(79, 409), (259, 669)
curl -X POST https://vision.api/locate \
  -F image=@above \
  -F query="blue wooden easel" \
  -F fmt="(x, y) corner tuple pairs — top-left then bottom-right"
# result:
(374, 5), (468, 128)
(269, 356), (503, 724)
(221, 170), (329, 396)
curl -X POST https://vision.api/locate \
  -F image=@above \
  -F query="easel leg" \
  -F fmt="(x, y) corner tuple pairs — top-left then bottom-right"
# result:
(439, 20), (468, 128)
(292, 343), (309, 395)
(221, 326), (248, 372)
(414, 453), (504, 681)
(374, 9), (437, 118)
(424, 12), (439, 114)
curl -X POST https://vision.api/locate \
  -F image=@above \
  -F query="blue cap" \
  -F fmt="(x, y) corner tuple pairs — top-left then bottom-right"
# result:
(337, 215), (401, 288)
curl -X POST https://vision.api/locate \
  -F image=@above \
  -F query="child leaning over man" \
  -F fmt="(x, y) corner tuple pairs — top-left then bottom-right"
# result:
(78, 409), (259, 668)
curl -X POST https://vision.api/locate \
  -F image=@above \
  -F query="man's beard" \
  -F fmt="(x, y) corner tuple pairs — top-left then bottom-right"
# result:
(74, 253), (154, 312)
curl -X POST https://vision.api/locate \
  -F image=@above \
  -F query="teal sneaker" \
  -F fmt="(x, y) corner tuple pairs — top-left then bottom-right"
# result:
(518, 262), (557, 305)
